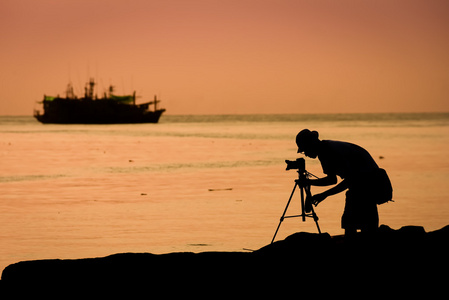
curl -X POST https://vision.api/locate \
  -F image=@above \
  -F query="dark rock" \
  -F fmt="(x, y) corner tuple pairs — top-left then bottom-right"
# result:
(256, 232), (332, 255)
(1, 225), (448, 297)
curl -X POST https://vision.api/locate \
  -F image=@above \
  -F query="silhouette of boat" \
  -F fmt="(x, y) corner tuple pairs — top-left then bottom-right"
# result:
(34, 79), (165, 124)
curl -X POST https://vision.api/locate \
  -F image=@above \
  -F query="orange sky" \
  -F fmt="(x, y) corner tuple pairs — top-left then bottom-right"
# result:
(1, 0), (448, 115)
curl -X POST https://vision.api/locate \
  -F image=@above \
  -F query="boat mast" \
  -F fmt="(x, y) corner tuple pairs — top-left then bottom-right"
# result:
(85, 78), (95, 99)
(154, 95), (158, 111)
(66, 82), (75, 99)
(108, 85), (114, 98)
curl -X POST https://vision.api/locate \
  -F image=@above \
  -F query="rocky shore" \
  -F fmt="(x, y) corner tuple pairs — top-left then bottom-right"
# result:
(1, 225), (447, 297)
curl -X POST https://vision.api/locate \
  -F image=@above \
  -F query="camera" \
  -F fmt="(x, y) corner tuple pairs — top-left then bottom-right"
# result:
(285, 157), (305, 171)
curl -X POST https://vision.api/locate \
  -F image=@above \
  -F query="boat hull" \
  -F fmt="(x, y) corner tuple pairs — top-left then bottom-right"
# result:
(34, 98), (165, 124)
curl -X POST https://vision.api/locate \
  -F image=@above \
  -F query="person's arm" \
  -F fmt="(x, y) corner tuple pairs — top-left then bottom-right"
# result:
(308, 174), (337, 186)
(297, 174), (337, 187)
(309, 179), (348, 206)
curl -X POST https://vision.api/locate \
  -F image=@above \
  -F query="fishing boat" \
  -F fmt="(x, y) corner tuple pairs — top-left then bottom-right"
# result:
(34, 79), (165, 124)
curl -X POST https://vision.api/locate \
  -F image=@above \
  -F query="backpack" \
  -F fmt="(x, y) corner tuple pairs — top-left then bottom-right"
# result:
(372, 168), (393, 205)
(348, 168), (393, 205)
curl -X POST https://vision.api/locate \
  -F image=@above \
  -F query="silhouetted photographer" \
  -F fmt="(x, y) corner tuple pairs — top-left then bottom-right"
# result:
(295, 129), (393, 237)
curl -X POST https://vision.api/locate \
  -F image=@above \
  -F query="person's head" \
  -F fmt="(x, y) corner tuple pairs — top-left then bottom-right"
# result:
(296, 129), (320, 158)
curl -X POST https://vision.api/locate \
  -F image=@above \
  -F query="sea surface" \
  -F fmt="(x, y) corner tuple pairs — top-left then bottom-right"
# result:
(1, 113), (449, 272)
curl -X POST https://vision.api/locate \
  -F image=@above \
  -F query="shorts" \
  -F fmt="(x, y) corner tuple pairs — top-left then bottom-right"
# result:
(341, 189), (379, 230)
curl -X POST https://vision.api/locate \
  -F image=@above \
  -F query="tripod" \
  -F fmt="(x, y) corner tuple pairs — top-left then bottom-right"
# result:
(271, 169), (321, 244)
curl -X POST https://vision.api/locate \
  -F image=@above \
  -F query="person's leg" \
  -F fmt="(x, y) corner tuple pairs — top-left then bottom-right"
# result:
(360, 201), (379, 237)
(342, 191), (357, 239)
(344, 228), (357, 239)
(360, 226), (378, 242)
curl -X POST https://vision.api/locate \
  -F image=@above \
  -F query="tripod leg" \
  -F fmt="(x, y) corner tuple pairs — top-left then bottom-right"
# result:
(300, 186), (306, 222)
(303, 181), (322, 234)
(271, 182), (298, 244)
(311, 206), (321, 234)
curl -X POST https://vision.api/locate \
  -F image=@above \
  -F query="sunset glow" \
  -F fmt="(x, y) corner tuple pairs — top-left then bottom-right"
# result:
(1, 0), (448, 115)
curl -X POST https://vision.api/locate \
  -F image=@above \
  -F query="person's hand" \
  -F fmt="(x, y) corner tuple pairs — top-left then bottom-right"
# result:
(305, 192), (326, 213)
(310, 193), (327, 206)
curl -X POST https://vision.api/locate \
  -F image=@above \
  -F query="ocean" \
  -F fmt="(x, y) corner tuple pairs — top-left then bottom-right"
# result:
(1, 113), (448, 272)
